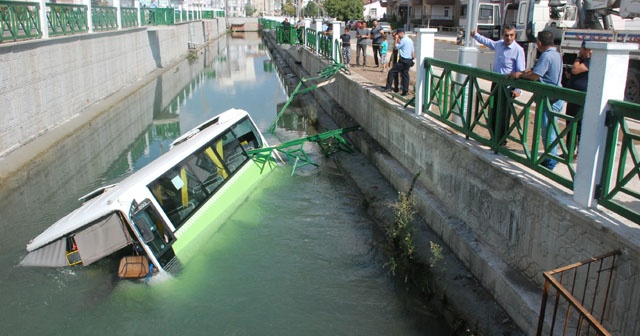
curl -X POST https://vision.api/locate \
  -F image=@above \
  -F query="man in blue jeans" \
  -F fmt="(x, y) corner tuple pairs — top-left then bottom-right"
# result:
(509, 31), (564, 170)
(381, 28), (414, 96)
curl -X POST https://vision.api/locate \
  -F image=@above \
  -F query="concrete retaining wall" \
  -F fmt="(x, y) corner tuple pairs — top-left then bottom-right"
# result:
(266, 34), (640, 335)
(0, 19), (226, 159)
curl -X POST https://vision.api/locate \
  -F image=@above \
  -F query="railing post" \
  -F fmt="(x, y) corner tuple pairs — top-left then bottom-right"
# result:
(135, 0), (140, 27)
(314, 19), (322, 55)
(331, 21), (341, 62)
(114, 0), (121, 29)
(415, 28), (436, 116)
(456, 39), (478, 127)
(39, 0), (49, 39)
(85, 0), (94, 33)
(573, 42), (638, 207)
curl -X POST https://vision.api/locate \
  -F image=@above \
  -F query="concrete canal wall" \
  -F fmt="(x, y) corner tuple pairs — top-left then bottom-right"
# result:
(0, 19), (226, 163)
(264, 34), (640, 335)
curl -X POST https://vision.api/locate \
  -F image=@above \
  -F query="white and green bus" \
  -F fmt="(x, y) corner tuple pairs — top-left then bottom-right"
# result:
(22, 108), (273, 280)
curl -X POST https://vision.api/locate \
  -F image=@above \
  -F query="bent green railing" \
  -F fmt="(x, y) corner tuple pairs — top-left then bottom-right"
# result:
(268, 62), (347, 134)
(599, 100), (640, 223)
(47, 3), (88, 36)
(424, 57), (585, 189)
(121, 7), (138, 28)
(91, 5), (117, 31)
(247, 127), (359, 175)
(0, 1), (41, 42)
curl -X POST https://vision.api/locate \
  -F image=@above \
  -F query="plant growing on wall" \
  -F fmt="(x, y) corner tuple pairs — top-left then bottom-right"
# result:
(384, 172), (444, 295)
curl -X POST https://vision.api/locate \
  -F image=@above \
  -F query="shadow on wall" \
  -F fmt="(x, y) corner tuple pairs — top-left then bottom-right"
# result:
(148, 30), (162, 68)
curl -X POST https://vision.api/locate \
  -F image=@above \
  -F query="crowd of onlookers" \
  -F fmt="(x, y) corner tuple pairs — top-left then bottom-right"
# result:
(280, 17), (414, 96)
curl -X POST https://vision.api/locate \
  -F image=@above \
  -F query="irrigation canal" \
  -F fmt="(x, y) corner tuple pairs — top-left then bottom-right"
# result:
(0, 32), (454, 335)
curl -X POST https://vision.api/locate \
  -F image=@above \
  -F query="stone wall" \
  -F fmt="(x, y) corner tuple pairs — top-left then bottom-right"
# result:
(0, 19), (225, 159)
(266, 34), (640, 335)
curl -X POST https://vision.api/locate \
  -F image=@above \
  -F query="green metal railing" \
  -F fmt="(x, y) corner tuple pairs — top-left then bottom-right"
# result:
(318, 32), (332, 58)
(91, 5), (117, 31)
(306, 27), (316, 51)
(202, 10), (224, 19)
(424, 57), (585, 189)
(334, 39), (342, 64)
(2, 1), (223, 43)
(47, 3), (88, 36)
(599, 100), (640, 223)
(175, 10), (197, 22)
(121, 7), (138, 28)
(274, 24), (299, 45)
(258, 18), (278, 29)
(141, 8), (173, 26)
(0, 1), (41, 42)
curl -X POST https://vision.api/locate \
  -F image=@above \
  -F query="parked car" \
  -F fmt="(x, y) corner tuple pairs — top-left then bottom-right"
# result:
(379, 22), (392, 34)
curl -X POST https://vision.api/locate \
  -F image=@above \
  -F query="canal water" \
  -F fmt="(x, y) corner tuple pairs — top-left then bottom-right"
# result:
(0, 33), (453, 335)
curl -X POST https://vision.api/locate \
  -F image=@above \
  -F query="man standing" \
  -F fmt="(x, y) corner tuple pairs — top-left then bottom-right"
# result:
(355, 22), (370, 67)
(382, 28), (414, 96)
(370, 20), (384, 67)
(472, 24), (525, 145)
(149, 0), (157, 24)
(282, 18), (291, 43)
(564, 40), (591, 158)
(509, 31), (564, 170)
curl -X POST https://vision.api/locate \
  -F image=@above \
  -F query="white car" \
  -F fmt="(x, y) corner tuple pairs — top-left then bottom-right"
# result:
(379, 23), (392, 34)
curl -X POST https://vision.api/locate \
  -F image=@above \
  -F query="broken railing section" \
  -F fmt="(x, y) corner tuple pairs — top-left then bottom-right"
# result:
(267, 62), (347, 135)
(247, 126), (360, 175)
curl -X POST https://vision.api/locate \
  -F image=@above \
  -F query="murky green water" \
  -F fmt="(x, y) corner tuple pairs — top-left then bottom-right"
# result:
(0, 33), (452, 335)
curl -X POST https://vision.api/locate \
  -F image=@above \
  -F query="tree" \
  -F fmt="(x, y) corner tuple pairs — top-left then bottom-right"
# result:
(303, 1), (319, 18)
(244, 3), (256, 16)
(323, 0), (363, 21)
(282, 0), (296, 16)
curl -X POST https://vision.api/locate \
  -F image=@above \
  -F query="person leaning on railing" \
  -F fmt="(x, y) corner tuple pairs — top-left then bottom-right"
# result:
(294, 17), (304, 44)
(508, 31), (564, 171)
(472, 24), (525, 146)
(148, 0), (157, 24)
(282, 18), (291, 44)
(563, 40), (592, 159)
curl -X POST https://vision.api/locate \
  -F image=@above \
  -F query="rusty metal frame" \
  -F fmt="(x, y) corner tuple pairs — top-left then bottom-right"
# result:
(537, 250), (620, 336)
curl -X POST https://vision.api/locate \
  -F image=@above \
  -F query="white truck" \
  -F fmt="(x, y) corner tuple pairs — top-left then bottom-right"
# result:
(503, 0), (640, 102)
(457, 0), (503, 43)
